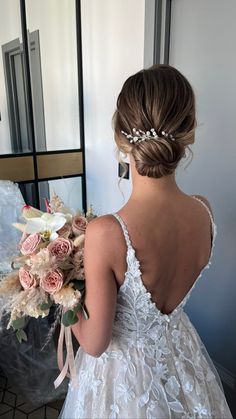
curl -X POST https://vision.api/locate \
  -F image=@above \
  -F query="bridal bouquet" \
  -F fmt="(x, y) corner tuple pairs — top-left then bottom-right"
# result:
(0, 194), (95, 386)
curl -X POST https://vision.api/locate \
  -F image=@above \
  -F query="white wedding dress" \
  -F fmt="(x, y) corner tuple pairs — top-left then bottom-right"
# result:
(60, 196), (232, 418)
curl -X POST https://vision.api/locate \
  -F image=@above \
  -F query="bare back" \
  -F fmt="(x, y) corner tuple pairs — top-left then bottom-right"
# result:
(112, 193), (214, 315)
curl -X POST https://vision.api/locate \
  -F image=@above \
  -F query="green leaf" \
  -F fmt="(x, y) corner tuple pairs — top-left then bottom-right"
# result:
(73, 303), (82, 314)
(40, 299), (53, 310)
(82, 305), (89, 320)
(12, 317), (26, 331)
(72, 280), (85, 291)
(16, 330), (22, 343)
(19, 329), (27, 341)
(62, 310), (78, 327)
(16, 329), (27, 343)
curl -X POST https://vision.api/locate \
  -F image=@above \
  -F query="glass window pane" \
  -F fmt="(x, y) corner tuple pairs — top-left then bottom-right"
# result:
(25, 0), (81, 151)
(0, 1), (32, 154)
(39, 177), (83, 212)
(18, 182), (37, 207)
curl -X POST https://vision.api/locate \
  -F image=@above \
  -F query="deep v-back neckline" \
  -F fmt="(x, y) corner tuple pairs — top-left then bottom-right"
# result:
(113, 195), (217, 318)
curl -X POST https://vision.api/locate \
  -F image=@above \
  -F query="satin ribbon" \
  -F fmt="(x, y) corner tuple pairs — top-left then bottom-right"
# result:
(54, 324), (76, 389)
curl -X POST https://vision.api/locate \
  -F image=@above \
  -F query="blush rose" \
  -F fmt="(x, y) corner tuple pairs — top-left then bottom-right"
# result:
(72, 216), (88, 237)
(40, 269), (63, 294)
(21, 233), (41, 255)
(48, 237), (73, 261)
(19, 266), (36, 289)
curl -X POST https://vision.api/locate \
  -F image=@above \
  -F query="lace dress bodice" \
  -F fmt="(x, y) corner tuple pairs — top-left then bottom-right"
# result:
(60, 196), (232, 419)
(112, 196), (216, 341)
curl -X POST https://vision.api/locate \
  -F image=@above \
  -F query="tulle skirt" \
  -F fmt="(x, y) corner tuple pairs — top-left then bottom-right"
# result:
(59, 315), (232, 419)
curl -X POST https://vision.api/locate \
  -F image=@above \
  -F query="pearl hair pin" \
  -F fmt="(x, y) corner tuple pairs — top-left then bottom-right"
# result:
(121, 128), (175, 143)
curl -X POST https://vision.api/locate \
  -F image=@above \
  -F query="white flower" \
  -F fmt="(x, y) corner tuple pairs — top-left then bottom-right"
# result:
(25, 305), (49, 318)
(109, 403), (119, 419)
(154, 362), (169, 380)
(54, 212), (73, 223)
(25, 213), (67, 241)
(53, 285), (81, 309)
(26, 248), (57, 276)
(116, 383), (135, 403)
(193, 403), (209, 416)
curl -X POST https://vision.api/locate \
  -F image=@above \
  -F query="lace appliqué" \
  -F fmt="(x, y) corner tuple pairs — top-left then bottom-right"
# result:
(60, 200), (232, 419)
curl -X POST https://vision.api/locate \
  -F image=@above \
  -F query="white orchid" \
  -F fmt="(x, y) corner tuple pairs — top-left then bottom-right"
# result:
(25, 213), (67, 241)
(22, 205), (43, 219)
(54, 212), (73, 223)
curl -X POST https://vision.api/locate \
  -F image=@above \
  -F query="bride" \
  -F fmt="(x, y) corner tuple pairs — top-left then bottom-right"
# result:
(60, 64), (232, 418)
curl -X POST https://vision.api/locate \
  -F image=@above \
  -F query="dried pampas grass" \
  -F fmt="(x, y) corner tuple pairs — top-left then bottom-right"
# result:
(0, 271), (21, 295)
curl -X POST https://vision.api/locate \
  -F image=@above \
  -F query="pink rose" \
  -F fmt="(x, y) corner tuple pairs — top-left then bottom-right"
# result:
(40, 269), (63, 294)
(48, 237), (73, 261)
(19, 266), (36, 289)
(19, 231), (29, 248)
(72, 216), (88, 237)
(21, 233), (41, 255)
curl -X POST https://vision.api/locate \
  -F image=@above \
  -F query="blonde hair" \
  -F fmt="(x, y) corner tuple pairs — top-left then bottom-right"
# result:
(112, 64), (196, 178)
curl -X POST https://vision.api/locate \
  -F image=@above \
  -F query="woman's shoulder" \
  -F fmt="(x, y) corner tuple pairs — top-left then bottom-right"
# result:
(84, 214), (125, 266)
(86, 214), (119, 231)
(85, 214), (122, 243)
(191, 194), (214, 218)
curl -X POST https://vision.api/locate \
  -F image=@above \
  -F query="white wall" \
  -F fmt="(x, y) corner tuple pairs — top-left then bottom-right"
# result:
(169, 0), (236, 375)
(81, 0), (145, 215)
(0, 0), (22, 153)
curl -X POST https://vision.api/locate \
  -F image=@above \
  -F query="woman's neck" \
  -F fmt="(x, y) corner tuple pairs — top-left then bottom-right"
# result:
(129, 155), (183, 201)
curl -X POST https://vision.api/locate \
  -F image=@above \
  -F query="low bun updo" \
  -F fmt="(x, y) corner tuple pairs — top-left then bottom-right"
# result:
(112, 64), (196, 179)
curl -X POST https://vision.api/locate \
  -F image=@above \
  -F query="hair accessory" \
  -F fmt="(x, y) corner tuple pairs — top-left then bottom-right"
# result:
(121, 128), (175, 143)
(161, 131), (175, 141)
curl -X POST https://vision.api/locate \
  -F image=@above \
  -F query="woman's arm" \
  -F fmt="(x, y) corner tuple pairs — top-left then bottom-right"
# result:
(72, 215), (118, 357)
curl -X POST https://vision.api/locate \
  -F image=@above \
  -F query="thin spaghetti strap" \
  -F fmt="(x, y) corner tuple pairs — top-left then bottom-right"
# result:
(191, 195), (217, 256)
(113, 213), (132, 249)
(191, 195), (215, 224)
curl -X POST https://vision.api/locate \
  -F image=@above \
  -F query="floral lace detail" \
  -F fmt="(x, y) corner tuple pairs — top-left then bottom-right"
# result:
(60, 197), (232, 419)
